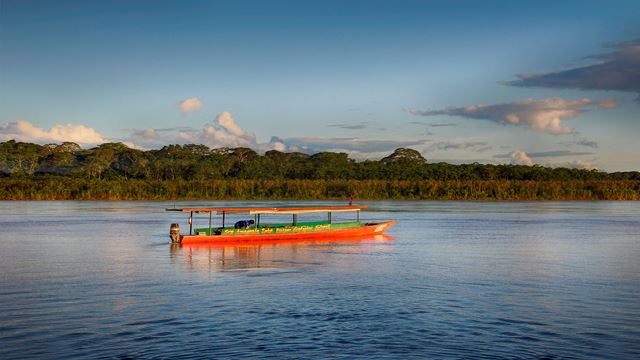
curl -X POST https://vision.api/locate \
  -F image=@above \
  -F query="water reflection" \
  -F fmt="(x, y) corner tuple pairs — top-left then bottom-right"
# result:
(170, 235), (394, 272)
(2, 201), (640, 359)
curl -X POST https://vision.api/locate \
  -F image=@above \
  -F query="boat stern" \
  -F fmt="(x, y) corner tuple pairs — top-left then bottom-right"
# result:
(170, 223), (182, 243)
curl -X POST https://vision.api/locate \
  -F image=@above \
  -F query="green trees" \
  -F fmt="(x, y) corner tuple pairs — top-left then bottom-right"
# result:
(0, 140), (42, 176)
(309, 152), (354, 179)
(38, 151), (78, 175)
(0, 140), (636, 188)
(377, 148), (426, 180)
(0, 178), (638, 200)
(381, 147), (426, 164)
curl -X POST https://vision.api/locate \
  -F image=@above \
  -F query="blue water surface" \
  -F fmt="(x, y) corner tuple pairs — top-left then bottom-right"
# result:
(0, 201), (639, 359)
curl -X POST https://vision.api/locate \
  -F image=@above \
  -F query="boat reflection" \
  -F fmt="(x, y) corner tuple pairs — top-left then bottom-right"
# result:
(169, 234), (395, 273)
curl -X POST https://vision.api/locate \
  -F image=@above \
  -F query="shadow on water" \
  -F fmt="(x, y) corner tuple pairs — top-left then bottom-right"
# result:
(168, 234), (395, 273)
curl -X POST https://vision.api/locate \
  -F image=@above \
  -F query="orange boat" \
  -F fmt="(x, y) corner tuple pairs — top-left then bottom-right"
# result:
(166, 205), (396, 244)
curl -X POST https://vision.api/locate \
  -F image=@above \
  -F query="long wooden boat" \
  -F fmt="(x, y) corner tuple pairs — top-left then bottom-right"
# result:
(166, 205), (395, 244)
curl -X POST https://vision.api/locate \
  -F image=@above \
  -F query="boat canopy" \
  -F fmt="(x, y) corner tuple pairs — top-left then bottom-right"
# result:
(166, 205), (366, 215)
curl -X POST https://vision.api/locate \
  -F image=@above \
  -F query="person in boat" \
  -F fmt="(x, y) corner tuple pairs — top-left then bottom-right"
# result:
(234, 219), (255, 229)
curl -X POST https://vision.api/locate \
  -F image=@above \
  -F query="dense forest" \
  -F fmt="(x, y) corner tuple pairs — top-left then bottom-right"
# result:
(1, 140), (639, 200)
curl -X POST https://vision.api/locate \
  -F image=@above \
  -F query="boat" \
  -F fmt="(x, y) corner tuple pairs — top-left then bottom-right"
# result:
(166, 205), (396, 244)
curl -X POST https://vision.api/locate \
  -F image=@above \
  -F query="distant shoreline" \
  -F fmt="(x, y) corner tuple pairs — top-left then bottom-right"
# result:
(1, 179), (638, 201)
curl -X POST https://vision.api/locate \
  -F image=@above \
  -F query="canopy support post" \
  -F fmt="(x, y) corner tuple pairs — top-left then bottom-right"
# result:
(208, 211), (212, 235)
(222, 211), (225, 228)
(292, 214), (298, 226)
(328, 212), (332, 224)
(357, 210), (360, 222)
(257, 214), (261, 227)
(189, 211), (193, 235)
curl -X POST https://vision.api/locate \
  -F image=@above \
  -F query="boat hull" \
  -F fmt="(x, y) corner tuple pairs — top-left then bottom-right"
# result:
(179, 220), (396, 244)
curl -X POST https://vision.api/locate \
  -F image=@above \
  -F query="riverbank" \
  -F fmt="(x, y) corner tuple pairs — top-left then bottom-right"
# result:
(1, 179), (639, 200)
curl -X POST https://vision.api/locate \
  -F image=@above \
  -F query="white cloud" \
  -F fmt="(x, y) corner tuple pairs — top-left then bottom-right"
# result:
(215, 111), (245, 137)
(567, 159), (597, 170)
(261, 137), (287, 152)
(510, 150), (534, 166)
(176, 97), (204, 113)
(271, 141), (286, 152)
(408, 98), (617, 135)
(124, 112), (427, 159)
(0, 120), (106, 146)
(199, 123), (254, 147)
(126, 111), (257, 149)
(502, 149), (599, 169)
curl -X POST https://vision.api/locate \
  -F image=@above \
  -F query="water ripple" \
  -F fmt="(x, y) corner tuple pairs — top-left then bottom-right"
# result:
(1, 201), (640, 359)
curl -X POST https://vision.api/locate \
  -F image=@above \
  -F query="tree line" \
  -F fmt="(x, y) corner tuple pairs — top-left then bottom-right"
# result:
(0, 140), (638, 200)
(2, 140), (639, 181)
(1, 178), (638, 200)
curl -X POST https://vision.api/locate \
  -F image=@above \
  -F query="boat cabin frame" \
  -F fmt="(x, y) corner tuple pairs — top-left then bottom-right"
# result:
(166, 205), (365, 236)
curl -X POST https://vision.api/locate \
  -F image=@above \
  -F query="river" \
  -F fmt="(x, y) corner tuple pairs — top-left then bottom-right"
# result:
(1, 201), (639, 359)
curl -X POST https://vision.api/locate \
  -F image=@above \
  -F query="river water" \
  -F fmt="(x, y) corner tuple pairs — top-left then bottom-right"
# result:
(0, 201), (639, 359)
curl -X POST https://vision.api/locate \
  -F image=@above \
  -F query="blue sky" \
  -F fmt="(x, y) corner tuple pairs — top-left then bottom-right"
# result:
(1, 0), (639, 170)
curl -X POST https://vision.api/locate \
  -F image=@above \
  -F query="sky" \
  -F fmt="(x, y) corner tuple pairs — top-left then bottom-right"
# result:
(1, 0), (639, 171)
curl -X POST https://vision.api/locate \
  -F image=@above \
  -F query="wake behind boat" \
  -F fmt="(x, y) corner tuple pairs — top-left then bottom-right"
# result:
(166, 205), (395, 244)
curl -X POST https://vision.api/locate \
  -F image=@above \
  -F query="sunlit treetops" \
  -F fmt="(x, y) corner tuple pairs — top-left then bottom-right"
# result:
(0, 140), (638, 181)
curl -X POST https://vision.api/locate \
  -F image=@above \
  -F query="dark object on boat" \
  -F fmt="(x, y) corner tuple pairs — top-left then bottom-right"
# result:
(234, 219), (255, 229)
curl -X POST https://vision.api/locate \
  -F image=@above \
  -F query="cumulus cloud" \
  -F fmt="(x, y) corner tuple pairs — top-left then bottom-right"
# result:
(176, 97), (204, 113)
(503, 39), (640, 102)
(495, 149), (593, 159)
(500, 149), (598, 169)
(126, 111), (256, 149)
(124, 112), (424, 159)
(265, 137), (287, 152)
(510, 150), (534, 166)
(408, 98), (617, 135)
(215, 111), (245, 136)
(0, 120), (106, 146)
(567, 159), (597, 170)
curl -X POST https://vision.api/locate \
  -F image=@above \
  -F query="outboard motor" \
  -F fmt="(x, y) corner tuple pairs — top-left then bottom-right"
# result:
(169, 223), (181, 243)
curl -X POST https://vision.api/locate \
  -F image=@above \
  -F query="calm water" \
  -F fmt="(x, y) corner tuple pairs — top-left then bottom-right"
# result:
(0, 201), (639, 359)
